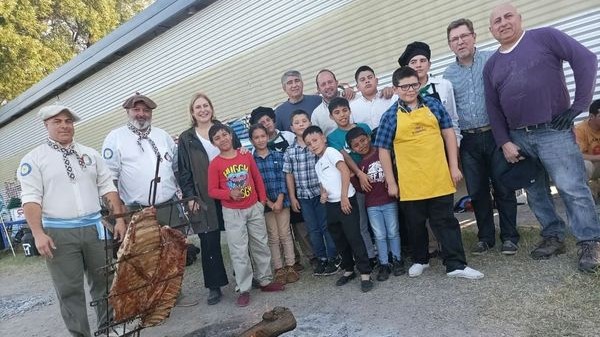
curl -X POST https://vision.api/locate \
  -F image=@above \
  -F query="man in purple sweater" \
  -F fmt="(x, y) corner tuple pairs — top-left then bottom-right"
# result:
(483, 3), (600, 272)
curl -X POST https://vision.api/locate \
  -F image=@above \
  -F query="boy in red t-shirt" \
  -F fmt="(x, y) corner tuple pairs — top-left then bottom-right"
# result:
(207, 124), (284, 307)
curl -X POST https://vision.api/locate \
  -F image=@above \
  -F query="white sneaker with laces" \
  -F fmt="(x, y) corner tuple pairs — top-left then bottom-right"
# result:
(408, 263), (429, 277)
(447, 266), (484, 279)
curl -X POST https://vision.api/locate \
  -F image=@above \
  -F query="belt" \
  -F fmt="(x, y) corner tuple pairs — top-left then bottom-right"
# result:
(515, 122), (551, 132)
(461, 125), (492, 134)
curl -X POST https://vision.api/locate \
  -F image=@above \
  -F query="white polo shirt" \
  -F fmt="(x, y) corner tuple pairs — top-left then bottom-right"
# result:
(18, 141), (115, 219)
(315, 147), (356, 202)
(102, 125), (178, 205)
(350, 92), (398, 130)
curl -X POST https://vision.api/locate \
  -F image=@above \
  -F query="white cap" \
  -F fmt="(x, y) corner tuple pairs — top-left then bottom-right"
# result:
(38, 105), (81, 122)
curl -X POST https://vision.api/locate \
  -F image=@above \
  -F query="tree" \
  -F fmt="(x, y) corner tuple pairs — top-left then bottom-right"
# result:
(0, 0), (152, 104)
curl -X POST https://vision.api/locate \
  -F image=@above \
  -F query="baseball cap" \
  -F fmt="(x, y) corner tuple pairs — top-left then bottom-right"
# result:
(122, 92), (157, 109)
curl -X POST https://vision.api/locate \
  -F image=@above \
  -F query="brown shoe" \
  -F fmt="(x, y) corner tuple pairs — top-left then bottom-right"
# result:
(578, 240), (600, 273)
(274, 268), (287, 285)
(285, 266), (300, 283)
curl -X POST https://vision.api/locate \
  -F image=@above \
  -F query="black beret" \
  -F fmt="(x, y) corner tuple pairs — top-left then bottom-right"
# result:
(122, 92), (157, 109)
(398, 41), (431, 66)
(499, 156), (540, 190)
(249, 106), (276, 125)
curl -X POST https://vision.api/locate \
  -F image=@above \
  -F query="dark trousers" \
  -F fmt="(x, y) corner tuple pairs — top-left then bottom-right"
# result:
(198, 230), (229, 289)
(400, 194), (467, 272)
(325, 197), (371, 274)
(460, 130), (519, 246)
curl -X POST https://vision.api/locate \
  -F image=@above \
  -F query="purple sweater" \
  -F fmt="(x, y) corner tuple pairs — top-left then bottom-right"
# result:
(483, 27), (598, 146)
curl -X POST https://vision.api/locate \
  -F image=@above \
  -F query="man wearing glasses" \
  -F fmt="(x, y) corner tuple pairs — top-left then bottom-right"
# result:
(374, 66), (483, 279)
(483, 3), (600, 272)
(443, 18), (519, 257)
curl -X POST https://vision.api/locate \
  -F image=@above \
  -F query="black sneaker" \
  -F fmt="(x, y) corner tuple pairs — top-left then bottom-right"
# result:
(376, 264), (391, 281)
(501, 241), (518, 255)
(471, 241), (491, 255)
(391, 257), (406, 276)
(530, 237), (566, 260)
(322, 260), (339, 276)
(578, 240), (600, 273)
(335, 272), (356, 286)
(361, 278), (374, 292)
(333, 255), (342, 268)
(206, 288), (222, 305)
(369, 257), (379, 269)
(313, 259), (327, 276)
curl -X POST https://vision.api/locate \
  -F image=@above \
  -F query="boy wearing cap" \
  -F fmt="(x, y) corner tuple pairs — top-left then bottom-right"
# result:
(207, 123), (284, 307)
(250, 106), (296, 153)
(375, 66), (483, 280)
(102, 93), (180, 227)
(19, 105), (127, 336)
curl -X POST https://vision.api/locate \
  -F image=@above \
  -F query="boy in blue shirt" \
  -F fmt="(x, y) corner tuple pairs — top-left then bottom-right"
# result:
(250, 124), (300, 285)
(327, 97), (377, 265)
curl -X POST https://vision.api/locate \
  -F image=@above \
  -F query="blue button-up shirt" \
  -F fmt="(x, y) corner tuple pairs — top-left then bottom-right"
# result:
(443, 49), (493, 130)
(374, 96), (453, 150)
(282, 139), (321, 199)
(254, 150), (290, 207)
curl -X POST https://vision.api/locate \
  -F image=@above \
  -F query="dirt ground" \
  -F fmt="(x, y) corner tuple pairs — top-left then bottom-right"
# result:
(1, 198), (599, 337)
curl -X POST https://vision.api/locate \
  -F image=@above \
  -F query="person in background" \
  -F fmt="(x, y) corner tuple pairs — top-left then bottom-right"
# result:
(443, 18), (519, 256)
(483, 3), (600, 272)
(303, 125), (374, 292)
(350, 65), (397, 131)
(19, 105), (127, 337)
(207, 123), (284, 307)
(250, 123), (300, 285)
(575, 99), (600, 183)
(177, 92), (231, 305)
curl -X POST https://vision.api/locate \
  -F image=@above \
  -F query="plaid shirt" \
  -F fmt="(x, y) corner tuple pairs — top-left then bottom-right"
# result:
(254, 150), (290, 207)
(282, 139), (321, 199)
(374, 95), (453, 150)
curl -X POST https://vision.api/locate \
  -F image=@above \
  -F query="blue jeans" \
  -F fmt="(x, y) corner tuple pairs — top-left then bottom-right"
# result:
(299, 197), (337, 259)
(460, 130), (519, 246)
(367, 202), (402, 265)
(510, 127), (600, 242)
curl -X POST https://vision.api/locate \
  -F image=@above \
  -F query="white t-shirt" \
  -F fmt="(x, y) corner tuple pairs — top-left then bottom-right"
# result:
(350, 91), (397, 130)
(315, 147), (356, 202)
(18, 140), (116, 219)
(311, 100), (339, 136)
(102, 125), (178, 205)
(196, 130), (220, 161)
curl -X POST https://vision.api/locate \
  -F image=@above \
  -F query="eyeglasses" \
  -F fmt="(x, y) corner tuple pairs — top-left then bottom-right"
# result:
(396, 83), (420, 91)
(449, 33), (473, 44)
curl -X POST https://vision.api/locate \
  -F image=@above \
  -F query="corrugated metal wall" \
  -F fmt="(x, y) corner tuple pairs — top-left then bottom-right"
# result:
(1, 0), (599, 187)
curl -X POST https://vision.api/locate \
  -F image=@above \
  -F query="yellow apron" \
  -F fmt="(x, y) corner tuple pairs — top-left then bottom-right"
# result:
(393, 105), (456, 201)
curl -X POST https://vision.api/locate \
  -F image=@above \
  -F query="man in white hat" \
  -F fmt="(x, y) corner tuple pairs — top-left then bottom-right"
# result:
(18, 104), (127, 337)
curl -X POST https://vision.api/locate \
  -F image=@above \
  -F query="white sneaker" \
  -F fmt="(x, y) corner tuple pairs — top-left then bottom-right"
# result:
(408, 263), (429, 277)
(447, 266), (484, 279)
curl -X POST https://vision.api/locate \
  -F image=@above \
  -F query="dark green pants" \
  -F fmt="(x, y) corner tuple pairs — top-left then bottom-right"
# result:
(45, 226), (112, 337)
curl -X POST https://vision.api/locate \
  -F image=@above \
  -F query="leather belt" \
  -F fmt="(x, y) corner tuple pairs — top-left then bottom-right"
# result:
(461, 125), (492, 134)
(515, 122), (551, 132)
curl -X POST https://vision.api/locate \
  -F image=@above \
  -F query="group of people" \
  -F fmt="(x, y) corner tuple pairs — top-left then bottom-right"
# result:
(17, 3), (600, 337)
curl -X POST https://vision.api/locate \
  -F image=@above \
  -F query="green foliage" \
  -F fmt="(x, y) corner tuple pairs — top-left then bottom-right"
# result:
(0, 0), (152, 103)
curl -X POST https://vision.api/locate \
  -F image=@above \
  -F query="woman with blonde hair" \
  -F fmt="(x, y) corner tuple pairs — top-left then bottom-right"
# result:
(177, 92), (242, 304)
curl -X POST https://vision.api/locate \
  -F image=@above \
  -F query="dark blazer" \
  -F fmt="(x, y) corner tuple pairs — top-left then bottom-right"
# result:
(177, 122), (241, 233)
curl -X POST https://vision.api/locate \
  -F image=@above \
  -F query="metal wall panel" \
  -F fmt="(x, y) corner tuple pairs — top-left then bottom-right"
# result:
(1, 0), (599, 189)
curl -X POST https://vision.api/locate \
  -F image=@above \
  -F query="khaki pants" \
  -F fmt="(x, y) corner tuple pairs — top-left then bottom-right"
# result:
(265, 208), (295, 269)
(222, 202), (273, 292)
(45, 226), (111, 337)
